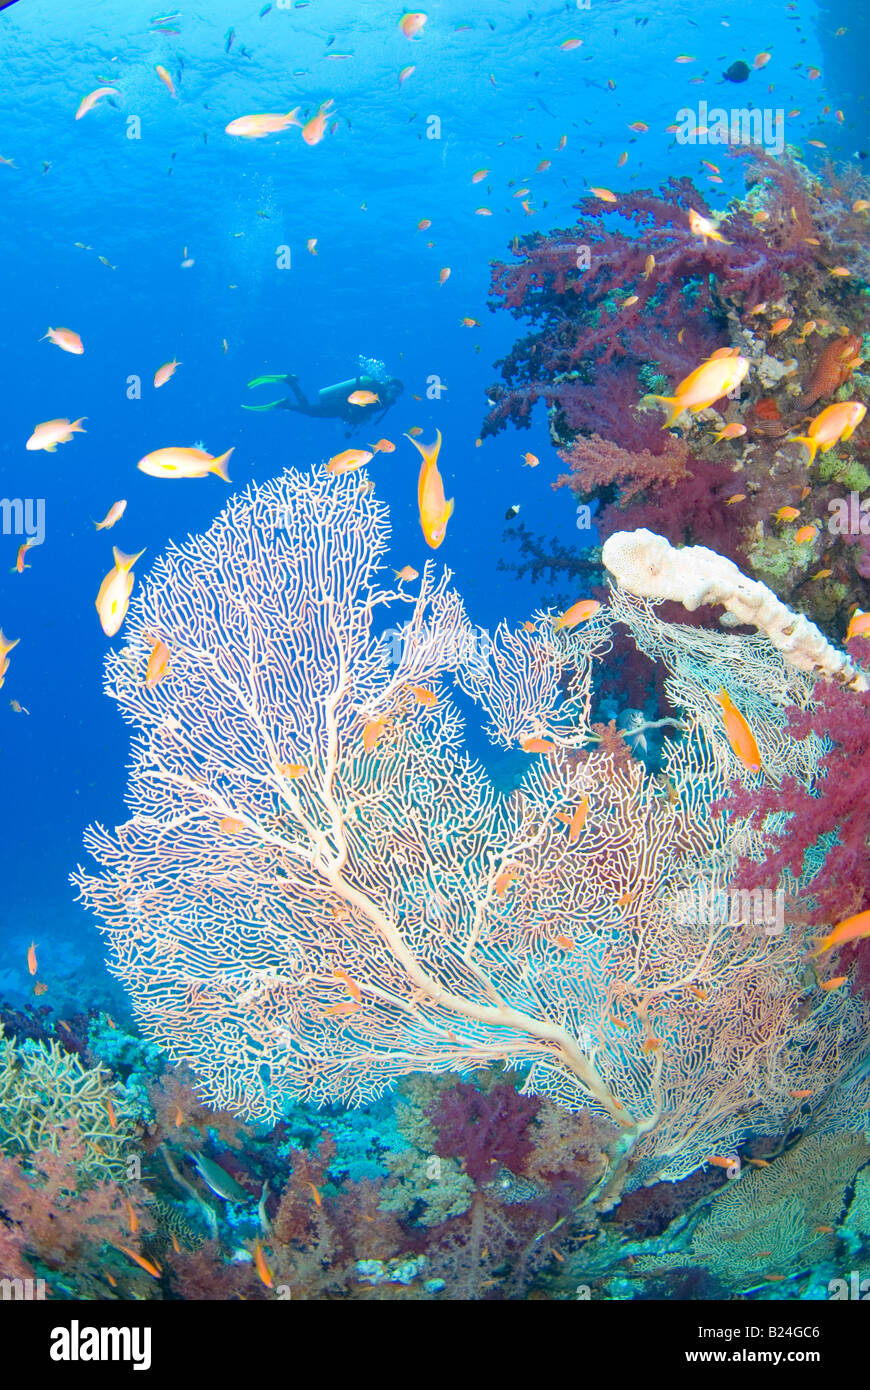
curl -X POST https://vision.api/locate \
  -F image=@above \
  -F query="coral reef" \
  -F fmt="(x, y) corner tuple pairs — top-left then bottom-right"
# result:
(0, 1021), (138, 1179)
(71, 471), (870, 1208)
(486, 154), (870, 642)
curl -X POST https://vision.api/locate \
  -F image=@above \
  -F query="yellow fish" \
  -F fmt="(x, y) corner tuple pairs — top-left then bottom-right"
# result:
(95, 548), (145, 638)
(406, 430), (453, 549)
(137, 446), (233, 480)
(688, 208), (732, 245)
(324, 448), (373, 476)
(0, 628), (20, 688)
(95, 500), (127, 530)
(40, 326), (83, 354)
(810, 910), (870, 957)
(155, 64), (176, 97)
(713, 688), (761, 772)
(301, 100), (334, 146)
(790, 402), (866, 464)
(651, 349), (749, 428)
(347, 390), (379, 406)
(26, 417), (86, 452)
(225, 111), (301, 138)
(75, 87), (119, 120)
(553, 599), (601, 631)
(153, 359), (181, 388)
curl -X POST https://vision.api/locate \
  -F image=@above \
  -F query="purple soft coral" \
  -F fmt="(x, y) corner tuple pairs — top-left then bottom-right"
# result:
(428, 1082), (542, 1186)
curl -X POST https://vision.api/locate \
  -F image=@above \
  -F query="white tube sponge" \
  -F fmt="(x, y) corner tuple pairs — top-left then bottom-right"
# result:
(602, 528), (867, 691)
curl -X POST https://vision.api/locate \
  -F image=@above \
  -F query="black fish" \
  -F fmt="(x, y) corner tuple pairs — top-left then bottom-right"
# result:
(723, 60), (750, 83)
(505, 504), (520, 520)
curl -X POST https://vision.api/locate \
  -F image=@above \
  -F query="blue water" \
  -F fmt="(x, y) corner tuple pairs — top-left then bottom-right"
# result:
(0, 0), (864, 990)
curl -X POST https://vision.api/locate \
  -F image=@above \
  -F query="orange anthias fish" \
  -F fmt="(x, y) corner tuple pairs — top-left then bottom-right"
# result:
(27, 940), (38, 975)
(137, 446), (234, 481)
(494, 869), (519, 897)
(687, 208), (732, 245)
(324, 448), (373, 476)
(521, 452), (539, 467)
(369, 439), (396, 453)
(560, 797), (590, 842)
(846, 609), (870, 641)
(520, 736), (556, 753)
(26, 417), (86, 451)
(707, 1154), (739, 1169)
(713, 422), (746, 443)
(809, 909), (870, 958)
(393, 565), (418, 582)
(95, 547), (145, 638)
(399, 12), (427, 38)
(155, 64), (176, 97)
(219, 816), (244, 835)
(302, 100), (335, 146)
(347, 389), (379, 406)
(406, 429), (454, 549)
(333, 968), (362, 1003)
(225, 111), (301, 138)
(253, 1239), (273, 1289)
(363, 719), (387, 752)
(553, 598), (601, 630)
(145, 637), (170, 688)
(40, 325), (84, 354)
(153, 359), (181, 388)
(95, 500), (127, 531)
(75, 86), (119, 120)
(0, 629), (20, 689)
(651, 350), (749, 427)
(713, 688), (761, 772)
(790, 401), (867, 464)
(114, 1244), (162, 1279)
(406, 685), (437, 707)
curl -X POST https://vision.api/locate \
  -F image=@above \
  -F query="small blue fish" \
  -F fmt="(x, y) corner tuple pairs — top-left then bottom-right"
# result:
(224, 26), (235, 52)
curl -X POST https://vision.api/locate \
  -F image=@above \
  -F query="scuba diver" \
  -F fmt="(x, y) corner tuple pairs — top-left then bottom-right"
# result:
(243, 355), (403, 434)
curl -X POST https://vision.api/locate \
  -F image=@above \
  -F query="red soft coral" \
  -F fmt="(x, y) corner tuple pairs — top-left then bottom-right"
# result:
(720, 638), (870, 927)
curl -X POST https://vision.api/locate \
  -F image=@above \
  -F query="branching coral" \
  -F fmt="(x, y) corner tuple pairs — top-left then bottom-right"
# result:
(71, 473), (870, 1200)
(0, 1022), (137, 1179)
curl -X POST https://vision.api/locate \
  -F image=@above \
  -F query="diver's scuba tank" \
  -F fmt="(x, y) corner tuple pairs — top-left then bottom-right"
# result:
(316, 376), (380, 408)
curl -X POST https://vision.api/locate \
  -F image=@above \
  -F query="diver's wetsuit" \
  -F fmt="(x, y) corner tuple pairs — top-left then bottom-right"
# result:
(245, 372), (403, 429)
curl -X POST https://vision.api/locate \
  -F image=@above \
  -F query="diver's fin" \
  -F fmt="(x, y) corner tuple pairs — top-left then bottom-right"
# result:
(241, 398), (287, 411)
(246, 374), (291, 389)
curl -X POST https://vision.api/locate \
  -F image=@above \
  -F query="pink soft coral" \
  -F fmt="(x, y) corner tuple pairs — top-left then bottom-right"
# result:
(720, 637), (870, 926)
